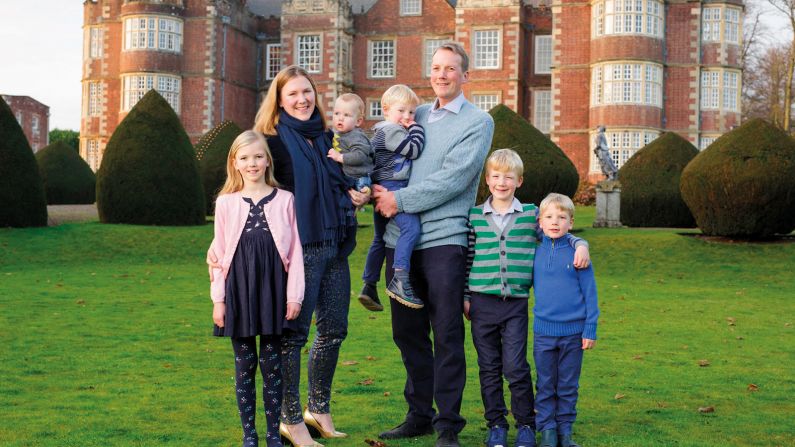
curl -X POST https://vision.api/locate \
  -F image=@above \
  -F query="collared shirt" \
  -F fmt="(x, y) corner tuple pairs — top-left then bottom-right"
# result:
(483, 197), (524, 231)
(427, 91), (467, 123)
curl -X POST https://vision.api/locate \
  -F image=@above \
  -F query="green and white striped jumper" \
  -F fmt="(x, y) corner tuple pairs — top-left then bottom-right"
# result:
(466, 203), (538, 299)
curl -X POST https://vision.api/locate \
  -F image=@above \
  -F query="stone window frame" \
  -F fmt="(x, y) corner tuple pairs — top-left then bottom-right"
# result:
(471, 92), (501, 112)
(338, 36), (353, 81)
(473, 28), (501, 70)
(31, 115), (40, 134)
(700, 68), (740, 112)
(123, 15), (183, 53)
(368, 38), (397, 79)
(400, 0), (422, 16)
(84, 139), (103, 172)
(367, 99), (383, 120)
(591, 61), (663, 108)
(121, 72), (181, 114)
(85, 26), (103, 59)
(702, 6), (742, 45)
(592, 0), (664, 39)
(699, 134), (721, 150)
(589, 128), (660, 173)
(297, 34), (323, 74)
(423, 37), (448, 78)
(533, 89), (552, 135)
(86, 81), (103, 117)
(534, 35), (552, 75)
(265, 43), (283, 80)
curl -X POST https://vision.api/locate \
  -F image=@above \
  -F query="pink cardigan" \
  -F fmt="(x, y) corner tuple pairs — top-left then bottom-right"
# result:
(209, 189), (304, 305)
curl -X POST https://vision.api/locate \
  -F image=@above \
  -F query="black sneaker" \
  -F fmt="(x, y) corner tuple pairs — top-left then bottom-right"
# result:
(378, 420), (434, 440)
(358, 282), (383, 311)
(386, 270), (424, 309)
(435, 429), (460, 447)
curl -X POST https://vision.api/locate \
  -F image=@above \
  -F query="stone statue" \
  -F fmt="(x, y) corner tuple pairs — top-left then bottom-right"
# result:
(594, 125), (618, 180)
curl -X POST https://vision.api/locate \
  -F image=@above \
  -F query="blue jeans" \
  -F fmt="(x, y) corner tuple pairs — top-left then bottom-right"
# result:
(533, 333), (584, 434)
(280, 243), (350, 424)
(362, 180), (420, 283)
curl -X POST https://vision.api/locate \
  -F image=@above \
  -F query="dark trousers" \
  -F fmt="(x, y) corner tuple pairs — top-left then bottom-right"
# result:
(533, 333), (583, 435)
(362, 180), (420, 283)
(386, 245), (467, 433)
(469, 293), (535, 429)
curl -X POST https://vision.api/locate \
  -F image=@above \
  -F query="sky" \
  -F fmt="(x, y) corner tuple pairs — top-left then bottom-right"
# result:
(0, 0), (791, 132)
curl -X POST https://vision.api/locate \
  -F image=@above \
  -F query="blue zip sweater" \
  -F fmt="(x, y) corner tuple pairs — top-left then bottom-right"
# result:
(533, 233), (600, 340)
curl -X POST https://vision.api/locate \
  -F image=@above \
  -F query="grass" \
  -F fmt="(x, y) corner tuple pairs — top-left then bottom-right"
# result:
(1, 206), (794, 446)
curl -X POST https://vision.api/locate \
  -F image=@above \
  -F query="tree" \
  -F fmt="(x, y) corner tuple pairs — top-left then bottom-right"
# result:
(767, 0), (795, 131)
(0, 96), (47, 227)
(49, 128), (79, 152)
(196, 120), (243, 215)
(35, 141), (96, 205)
(744, 44), (790, 124)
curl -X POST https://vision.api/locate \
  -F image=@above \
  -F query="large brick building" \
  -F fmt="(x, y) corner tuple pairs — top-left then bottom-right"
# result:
(82, 0), (743, 178)
(2, 94), (50, 152)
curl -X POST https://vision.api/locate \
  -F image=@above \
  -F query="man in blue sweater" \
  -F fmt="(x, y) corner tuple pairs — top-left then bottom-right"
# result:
(533, 193), (600, 447)
(373, 42), (493, 447)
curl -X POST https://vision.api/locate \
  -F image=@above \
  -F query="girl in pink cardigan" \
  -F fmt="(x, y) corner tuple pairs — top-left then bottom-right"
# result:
(209, 130), (304, 447)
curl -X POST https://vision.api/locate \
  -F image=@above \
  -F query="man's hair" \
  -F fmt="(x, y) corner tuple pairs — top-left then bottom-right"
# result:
(539, 193), (576, 218)
(335, 93), (365, 119)
(485, 149), (524, 178)
(433, 41), (469, 73)
(381, 84), (420, 110)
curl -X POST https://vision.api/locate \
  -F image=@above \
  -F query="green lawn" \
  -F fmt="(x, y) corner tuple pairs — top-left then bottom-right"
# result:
(1, 206), (793, 446)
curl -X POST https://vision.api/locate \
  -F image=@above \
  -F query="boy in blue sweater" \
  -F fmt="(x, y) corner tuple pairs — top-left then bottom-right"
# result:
(533, 193), (600, 447)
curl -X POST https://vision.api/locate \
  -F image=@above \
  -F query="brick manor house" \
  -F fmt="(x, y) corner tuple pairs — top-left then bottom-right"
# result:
(81, 0), (743, 178)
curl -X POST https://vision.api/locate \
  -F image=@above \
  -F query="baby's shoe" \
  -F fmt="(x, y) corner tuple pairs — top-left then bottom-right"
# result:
(358, 281), (383, 311)
(386, 270), (423, 309)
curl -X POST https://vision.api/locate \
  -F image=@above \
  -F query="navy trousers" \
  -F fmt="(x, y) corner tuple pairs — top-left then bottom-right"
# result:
(386, 245), (467, 433)
(533, 333), (583, 435)
(469, 293), (535, 428)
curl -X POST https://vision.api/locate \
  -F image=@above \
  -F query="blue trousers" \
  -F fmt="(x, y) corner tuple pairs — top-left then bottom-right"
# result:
(469, 293), (535, 428)
(362, 180), (420, 282)
(533, 333), (584, 435)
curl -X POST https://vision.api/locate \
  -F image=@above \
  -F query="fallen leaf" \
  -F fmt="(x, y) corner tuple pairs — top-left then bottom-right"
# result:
(614, 393), (626, 400)
(726, 317), (736, 326)
(747, 384), (759, 392)
(366, 356), (376, 361)
(76, 299), (86, 305)
(698, 359), (710, 367)
(368, 316), (377, 320)
(341, 360), (358, 366)
(656, 401), (668, 408)
(383, 391), (391, 396)
(698, 406), (715, 413)
(163, 363), (172, 368)
(785, 323), (792, 328)
(632, 355), (643, 360)
(365, 439), (387, 447)
(357, 378), (374, 386)
(736, 336), (744, 340)
(682, 345), (689, 350)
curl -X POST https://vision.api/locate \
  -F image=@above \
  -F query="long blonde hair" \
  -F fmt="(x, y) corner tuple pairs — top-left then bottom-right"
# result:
(253, 65), (326, 135)
(218, 130), (278, 195)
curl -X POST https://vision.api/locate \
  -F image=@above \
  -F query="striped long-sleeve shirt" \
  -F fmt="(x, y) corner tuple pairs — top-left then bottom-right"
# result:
(371, 121), (425, 182)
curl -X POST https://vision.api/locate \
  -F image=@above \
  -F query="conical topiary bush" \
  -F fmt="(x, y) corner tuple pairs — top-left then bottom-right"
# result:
(0, 96), (47, 227)
(619, 132), (698, 227)
(96, 90), (205, 225)
(36, 141), (96, 205)
(196, 120), (243, 215)
(680, 118), (795, 237)
(478, 104), (579, 205)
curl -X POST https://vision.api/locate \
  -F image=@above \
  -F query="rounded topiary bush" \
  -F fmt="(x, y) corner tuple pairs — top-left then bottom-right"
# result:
(680, 118), (795, 237)
(0, 96), (47, 227)
(196, 120), (243, 215)
(619, 132), (698, 227)
(478, 104), (578, 205)
(36, 141), (96, 205)
(96, 90), (205, 225)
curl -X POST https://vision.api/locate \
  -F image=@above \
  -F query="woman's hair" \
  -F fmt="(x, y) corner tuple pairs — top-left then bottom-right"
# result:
(253, 65), (326, 135)
(381, 84), (421, 110)
(218, 130), (278, 195)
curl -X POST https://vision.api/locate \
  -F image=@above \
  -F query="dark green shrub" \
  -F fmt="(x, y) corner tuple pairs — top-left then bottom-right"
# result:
(680, 118), (795, 237)
(35, 141), (96, 205)
(478, 104), (578, 205)
(196, 120), (242, 215)
(619, 132), (698, 227)
(96, 90), (205, 225)
(0, 96), (47, 227)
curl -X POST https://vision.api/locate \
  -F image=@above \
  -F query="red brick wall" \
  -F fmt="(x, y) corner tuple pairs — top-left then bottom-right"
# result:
(2, 96), (49, 152)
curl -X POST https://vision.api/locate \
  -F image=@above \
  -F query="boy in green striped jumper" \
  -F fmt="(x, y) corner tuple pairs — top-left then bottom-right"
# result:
(463, 149), (590, 447)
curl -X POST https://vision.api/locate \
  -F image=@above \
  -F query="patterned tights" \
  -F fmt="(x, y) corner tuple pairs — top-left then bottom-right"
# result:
(232, 336), (282, 447)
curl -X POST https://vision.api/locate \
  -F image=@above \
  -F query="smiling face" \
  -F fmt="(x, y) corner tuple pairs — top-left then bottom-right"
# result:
(383, 101), (417, 127)
(485, 167), (523, 204)
(233, 141), (269, 186)
(333, 98), (363, 133)
(430, 48), (469, 106)
(279, 75), (316, 121)
(539, 205), (574, 239)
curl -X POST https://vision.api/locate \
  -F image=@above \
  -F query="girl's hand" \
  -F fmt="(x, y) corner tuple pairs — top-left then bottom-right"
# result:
(327, 149), (343, 163)
(286, 302), (302, 320)
(582, 338), (596, 350)
(348, 188), (370, 207)
(213, 302), (226, 327)
(207, 248), (221, 269)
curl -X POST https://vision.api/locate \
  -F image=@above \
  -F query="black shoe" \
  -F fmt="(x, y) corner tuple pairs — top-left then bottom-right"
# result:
(539, 429), (557, 447)
(435, 429), (460, 447)
(386, 270), (424, 309)
(358, 282), (383, 311)
(378, 420), (434, 440)
(558, 434), (581, 447)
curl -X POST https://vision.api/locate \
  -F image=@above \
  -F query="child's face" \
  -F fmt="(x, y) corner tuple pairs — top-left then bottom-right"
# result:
(384, 101), (417, 127)
(233, 142), (269, 186)
(332, 100), (362, 133)
(539, 205), (573, 239)
(485, 167), (523, 203)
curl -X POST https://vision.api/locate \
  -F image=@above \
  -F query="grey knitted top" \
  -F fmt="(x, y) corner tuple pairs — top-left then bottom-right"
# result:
(384, 99), (494, 250)
(334, 127), (374, 179)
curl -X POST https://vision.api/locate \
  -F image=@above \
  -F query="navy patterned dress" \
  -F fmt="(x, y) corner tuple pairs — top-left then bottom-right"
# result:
(214, 189), (293, 337)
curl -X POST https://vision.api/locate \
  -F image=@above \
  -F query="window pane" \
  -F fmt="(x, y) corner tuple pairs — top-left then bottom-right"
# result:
(534, 35), (552, 74)
(474, 30), (499, 69)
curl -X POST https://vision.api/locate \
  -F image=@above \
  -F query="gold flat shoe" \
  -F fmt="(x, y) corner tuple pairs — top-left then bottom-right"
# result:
(303, 408), (348, 439)
(279, 422), (324, 447)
